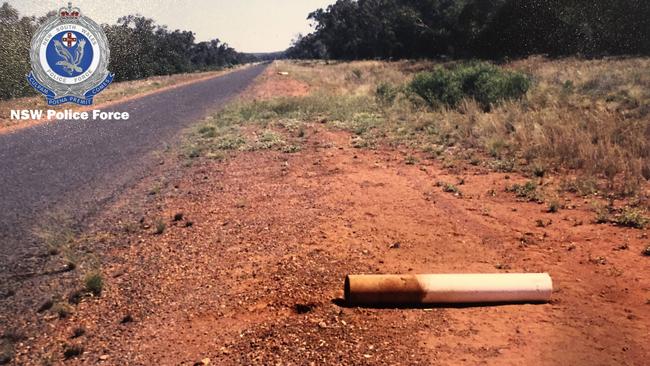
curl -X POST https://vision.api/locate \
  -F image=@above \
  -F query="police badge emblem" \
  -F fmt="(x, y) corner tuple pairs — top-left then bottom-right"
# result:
(27, 2), (113, 106)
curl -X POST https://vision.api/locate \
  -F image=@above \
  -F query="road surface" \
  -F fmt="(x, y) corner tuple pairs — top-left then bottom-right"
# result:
(0, 64), (267, 271)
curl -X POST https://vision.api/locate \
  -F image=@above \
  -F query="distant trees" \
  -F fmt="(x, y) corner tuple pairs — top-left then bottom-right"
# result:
(0, 3), (38, 99)
(104, 15), (254, 82)
(287, 0), (650, 60)
(0, 3), (255, 99)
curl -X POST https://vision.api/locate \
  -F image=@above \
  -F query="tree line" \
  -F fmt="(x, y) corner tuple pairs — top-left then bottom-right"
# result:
(0, 2), (255, 100)
(287, 0), (650, 60)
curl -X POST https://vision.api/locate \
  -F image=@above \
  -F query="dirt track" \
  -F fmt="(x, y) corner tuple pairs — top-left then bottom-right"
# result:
(5, 66), (649, 365)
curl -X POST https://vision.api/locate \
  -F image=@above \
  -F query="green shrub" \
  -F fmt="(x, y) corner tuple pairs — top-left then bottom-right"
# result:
(375, 82), (399, 105)
(409, 62), (530, 110)
(614, 207), (648, 228)
(409, 68), (463, 108)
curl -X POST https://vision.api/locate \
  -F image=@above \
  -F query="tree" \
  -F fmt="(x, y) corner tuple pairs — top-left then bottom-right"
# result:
(0, 3), (38, 99)
(288, 0), (650, 60)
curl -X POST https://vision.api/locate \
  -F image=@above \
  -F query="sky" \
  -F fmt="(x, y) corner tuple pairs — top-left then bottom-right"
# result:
(7, 0), (336, 52)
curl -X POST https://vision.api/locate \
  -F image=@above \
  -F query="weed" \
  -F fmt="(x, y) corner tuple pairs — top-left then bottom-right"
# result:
(350, 136), (371, 148)
(84, 272), (103, 296)
(437, 181), (461, 195)
(33, 219), (76, 257)
(214, 135), (247, 150)
(547, 200), (561, 213)
(63, 344), (83, 359)
(122, 221), (139, 233)
(154, 219), (166, 235)
(62, 250), (79, 272)
(250, 130), (286, 150)
(282, 144), (302, 153)
(491, 158), (515, 173)
(563, 178), (599, 196)
(68, 289), (84, 305)
(376, 82), (399, 105)
(53, 302), (73, 319)
(71, 327), (85, 339)
(594, 203), (611, 224)
(187, 147), (201, 159)
(148, 184), (162, 195)
(613, 207), (648, 229)
(198, 125), (217, 138)
(532, 164), (546, 178)
(562, 80), (575, 94)
(404, 155), (418, 165)
(507, 181), (543, 203)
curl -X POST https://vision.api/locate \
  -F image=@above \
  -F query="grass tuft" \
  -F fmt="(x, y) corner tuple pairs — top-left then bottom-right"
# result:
(506, 181), (544, 203)
(613, 207), (648, 229)
(154, 219), (166, 235)
(84, 272), (103, 296)
(63, 344), (83, 359)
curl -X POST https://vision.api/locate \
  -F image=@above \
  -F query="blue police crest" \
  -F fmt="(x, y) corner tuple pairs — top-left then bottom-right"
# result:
(27, 2), (113, 106)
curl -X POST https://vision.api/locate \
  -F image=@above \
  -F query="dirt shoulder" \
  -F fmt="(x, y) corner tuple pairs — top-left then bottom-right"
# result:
(4, 63), (649, 365)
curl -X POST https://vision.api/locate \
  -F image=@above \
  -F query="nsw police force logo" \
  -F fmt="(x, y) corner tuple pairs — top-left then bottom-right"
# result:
(27, 2), (113, 106)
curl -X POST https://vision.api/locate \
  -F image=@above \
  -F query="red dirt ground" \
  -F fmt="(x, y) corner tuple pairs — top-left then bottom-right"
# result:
(7, 71), (649, 366)
(241, 67), (310, 100)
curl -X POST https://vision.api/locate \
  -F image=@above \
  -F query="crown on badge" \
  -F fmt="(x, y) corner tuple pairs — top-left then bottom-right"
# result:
(59, 2), (81, 19)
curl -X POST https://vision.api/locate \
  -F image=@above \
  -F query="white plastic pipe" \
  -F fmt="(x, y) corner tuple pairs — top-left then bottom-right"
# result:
(345, 273), (553, 305)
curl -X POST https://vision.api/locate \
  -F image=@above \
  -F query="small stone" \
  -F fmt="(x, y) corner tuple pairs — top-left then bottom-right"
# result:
(318, 321), (327, 328)
(99, 355), (109, 361)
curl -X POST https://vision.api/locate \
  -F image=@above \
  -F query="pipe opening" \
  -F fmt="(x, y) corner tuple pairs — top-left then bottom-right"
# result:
(344, 275), (351, 304)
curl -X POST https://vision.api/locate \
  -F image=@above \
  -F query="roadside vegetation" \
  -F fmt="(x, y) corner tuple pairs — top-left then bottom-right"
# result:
(187, 58), (649, 220)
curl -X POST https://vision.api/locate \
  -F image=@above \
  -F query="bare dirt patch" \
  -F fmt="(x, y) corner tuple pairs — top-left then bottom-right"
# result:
(242, 64), (310, 100)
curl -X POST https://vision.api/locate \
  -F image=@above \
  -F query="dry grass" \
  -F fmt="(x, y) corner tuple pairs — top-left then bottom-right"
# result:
(184, 58), (649, 217)
(264, 59), (650, 198)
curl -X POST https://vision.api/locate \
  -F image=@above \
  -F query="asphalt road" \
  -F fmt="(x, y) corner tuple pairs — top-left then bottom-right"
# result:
(0, 63), (267, 269)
